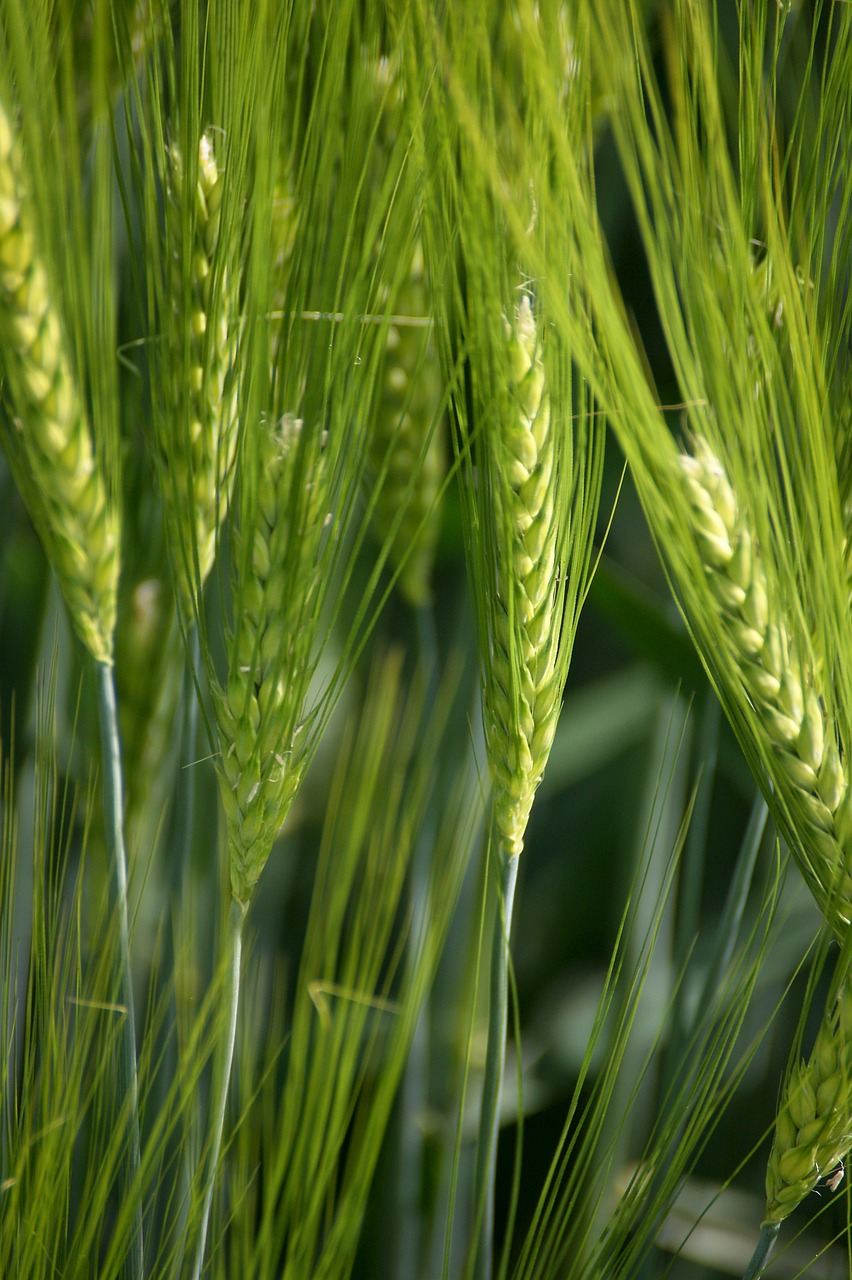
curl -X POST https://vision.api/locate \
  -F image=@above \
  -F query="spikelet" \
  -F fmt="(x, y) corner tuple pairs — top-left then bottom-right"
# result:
(485, 296), (560, 857)
(214, 416), (326, 903)
(371, 242), (445, 607)
(679, 436), (852, 932)
(162, 131), (240, 621)
(765, 971), (852, 1223)
(0, 100), (118, 664)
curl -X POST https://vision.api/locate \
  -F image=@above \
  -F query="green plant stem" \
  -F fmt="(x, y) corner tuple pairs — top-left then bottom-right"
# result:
(474, 843), (519, 1280)
(150, 624), (203, 1270)
(174, 625), (202, 894)
(96, 658), (144, 1280)
(398, 602), (440, 1280)
(742, 1223), (780, 1280)
(190, 896), (247, 1280)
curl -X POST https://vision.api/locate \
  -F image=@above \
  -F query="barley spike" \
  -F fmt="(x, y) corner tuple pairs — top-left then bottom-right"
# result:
(162, 131), (240, 621)
(765, 972), (852, 1223)
(215, 416), (326, 903)
(0, 99), (118, 663)
(371, 242), (445, 607)
(679, 436), (852, 933)
(485, 296), (560, 858)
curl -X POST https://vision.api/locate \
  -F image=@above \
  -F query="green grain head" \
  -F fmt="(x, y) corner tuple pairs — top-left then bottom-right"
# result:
(367, 54), (446, 608)
(371, 241), (446, 608)
(484, 296), (561, 857)
(161, 130), (240, 622)
(0, 99), (118, 664)
(214, 415), (328, 903)
(414, 4), (604, 862)
(765, 969), (852, 1223)
(679, 435), (852, 935)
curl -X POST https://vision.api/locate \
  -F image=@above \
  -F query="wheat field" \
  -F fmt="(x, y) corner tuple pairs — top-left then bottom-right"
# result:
(0, 3), (849, 1278)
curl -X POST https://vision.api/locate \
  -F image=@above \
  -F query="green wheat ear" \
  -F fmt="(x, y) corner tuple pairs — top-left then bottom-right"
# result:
(365, 53), (446, 608)
(161, 130), (240, 623)
(0, 99), (118, 664)
(371, 242), (446, 608)
(486, 295), (560, 858)
(214, 415), (327, 904)
(679, 435), (852, 935)
(765, 967), (852, 1224)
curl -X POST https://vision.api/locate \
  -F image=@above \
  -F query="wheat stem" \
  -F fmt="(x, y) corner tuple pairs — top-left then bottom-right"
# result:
(742, 1222), (780, 1280)
(473, 843), (519, 1280)
(146, 625), (203, 1263)
(173, 627), (202, 895)
(190, 896), (247, 1280)
(397, 602), (440, 1280)
(96, 659), (143, 1280)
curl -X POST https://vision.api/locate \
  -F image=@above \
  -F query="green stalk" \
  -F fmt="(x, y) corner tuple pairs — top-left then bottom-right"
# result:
(149, 624), (203, 1270)
(190, 896), (247, 1280)
(742, 1223), (780, 1280)
(398, 602), (440, 1280)
(174, 625), (202, 895)
(96, 659), (144, 1280)
(473, 843), (519, 1280)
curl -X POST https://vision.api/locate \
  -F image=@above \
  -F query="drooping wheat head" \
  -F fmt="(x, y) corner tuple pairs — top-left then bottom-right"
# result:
(214, 415), (328, 903)
(679, 435), (852, 934)
(161, 130), (240, 623)
(765, 964), (852, 1223)
(0, 99), (118, 664)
